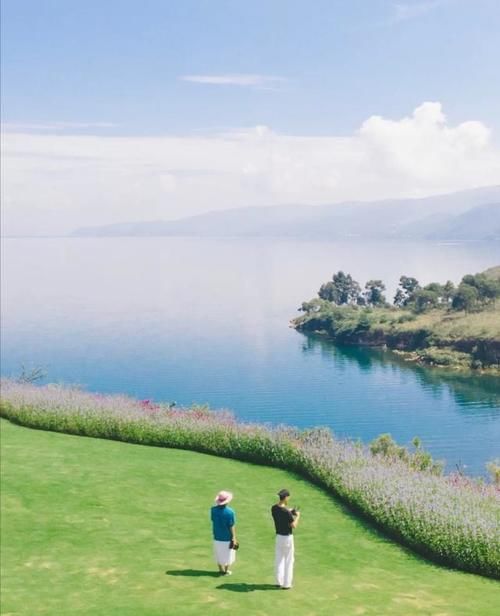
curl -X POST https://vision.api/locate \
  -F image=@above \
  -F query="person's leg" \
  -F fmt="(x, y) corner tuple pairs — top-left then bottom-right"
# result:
(223, 542), (235, 574)
(214, 541), (227, 574)
(282, 536), (295, 589)
(275, 536), (285, 587)
(214, 542), (221, 572)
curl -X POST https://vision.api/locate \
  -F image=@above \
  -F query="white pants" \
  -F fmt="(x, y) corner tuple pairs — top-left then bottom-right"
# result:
(275, 534), (294, 588)
(213, 541), (236, 567)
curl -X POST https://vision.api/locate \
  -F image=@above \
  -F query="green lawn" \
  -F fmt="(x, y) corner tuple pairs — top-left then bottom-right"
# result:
(1, 420), (499, 615)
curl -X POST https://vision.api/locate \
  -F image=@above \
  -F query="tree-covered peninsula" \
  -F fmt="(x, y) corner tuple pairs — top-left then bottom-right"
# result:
(292, 266), (500, 372)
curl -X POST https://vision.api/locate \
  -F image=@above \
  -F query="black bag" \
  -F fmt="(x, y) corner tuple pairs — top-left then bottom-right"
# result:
(229, 540), (240, 551)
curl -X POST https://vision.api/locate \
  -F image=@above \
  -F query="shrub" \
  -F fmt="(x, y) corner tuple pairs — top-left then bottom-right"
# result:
(418, 347), (471, 367)
(369, 434), (443, 475)
(486, 460), (500, 487)
(1, 379), (499, 579)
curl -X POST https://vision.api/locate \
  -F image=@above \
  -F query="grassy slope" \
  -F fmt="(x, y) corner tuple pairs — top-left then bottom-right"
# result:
(1, 420), (499, 616)
(366, 304), (500, 340)
(295, 304), (500, 340)
(380, 264), (500, 340)
(483, 266), (500, 281)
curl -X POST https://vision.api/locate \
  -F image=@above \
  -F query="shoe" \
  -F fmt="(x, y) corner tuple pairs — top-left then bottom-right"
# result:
(282, 586), (292, 590)
(224, 570), (232, 576)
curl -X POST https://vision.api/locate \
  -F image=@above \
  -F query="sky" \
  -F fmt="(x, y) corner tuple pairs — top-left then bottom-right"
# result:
(2, 0), (500, 235)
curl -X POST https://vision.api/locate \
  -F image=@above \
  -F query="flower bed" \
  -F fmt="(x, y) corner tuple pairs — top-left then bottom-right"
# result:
(1, 379), (499, 578)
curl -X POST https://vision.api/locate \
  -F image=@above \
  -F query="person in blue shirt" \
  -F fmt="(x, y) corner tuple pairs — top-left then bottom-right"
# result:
(210, 490), (237, 575)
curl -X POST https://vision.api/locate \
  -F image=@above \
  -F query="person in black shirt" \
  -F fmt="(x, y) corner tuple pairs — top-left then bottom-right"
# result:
(271, 489), (300, 589)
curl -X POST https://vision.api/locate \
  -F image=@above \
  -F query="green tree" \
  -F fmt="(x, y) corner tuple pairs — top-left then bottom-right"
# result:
(318, 281), (336, 302)
(460, 273), (500, 304)
(364, 280), (387, 306)
(424, 282), (444, 295)
(318, 271), (361, 305)
(474, 275), (500, 303)
(413, 289), (440, 313)
(452, 284), (479, 312)
(442, 280), (455, 303)
(394, 276), (420, 306)
(393, 288), (406, 307)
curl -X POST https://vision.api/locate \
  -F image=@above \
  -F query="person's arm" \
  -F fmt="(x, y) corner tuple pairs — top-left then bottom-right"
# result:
(229, 510), (237, 542)
(290, 511), (300, 529)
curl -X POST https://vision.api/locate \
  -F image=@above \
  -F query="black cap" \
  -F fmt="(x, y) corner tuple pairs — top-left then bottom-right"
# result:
(278, 489), (290, 499)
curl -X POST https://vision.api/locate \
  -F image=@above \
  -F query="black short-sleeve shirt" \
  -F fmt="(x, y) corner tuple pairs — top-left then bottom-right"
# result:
(271, 504), (294, 535)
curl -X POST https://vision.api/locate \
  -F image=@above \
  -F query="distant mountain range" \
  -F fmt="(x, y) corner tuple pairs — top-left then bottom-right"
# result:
(73, 185), (500, 241)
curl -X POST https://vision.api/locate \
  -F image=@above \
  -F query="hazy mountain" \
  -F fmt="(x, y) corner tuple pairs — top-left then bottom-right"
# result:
(73, 185), (500, 240)
(424, 203), (500, 241)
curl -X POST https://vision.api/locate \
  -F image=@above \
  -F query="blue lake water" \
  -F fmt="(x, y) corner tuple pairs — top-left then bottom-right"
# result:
(1, 237), (499, 476)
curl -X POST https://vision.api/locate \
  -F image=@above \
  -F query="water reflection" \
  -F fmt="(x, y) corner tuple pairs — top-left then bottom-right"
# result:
(300, 334), (500, 416)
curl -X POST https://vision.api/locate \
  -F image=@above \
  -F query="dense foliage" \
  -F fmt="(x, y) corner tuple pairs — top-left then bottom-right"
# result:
(1, 380), (499, 579)
(295, 267), (500, 369)
(306, 268), (500, 313)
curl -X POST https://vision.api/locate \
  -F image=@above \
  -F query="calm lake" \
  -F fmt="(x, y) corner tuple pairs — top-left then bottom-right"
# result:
(2, 237), (500, 476)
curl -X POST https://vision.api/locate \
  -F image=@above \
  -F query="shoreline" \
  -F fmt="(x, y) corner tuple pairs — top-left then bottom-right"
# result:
(292, 302), (500, 374)
(294, 326), (500, 375)
(293, 265), (500, 373)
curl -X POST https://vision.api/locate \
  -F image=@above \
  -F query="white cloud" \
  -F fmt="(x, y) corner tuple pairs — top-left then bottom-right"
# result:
(391, 0), (450, 23)
(2, 102), (500, 236)
(180, 74), (287, 88)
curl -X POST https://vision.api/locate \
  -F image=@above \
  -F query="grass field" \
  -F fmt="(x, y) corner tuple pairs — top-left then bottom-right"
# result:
(1, 420), (499, 615)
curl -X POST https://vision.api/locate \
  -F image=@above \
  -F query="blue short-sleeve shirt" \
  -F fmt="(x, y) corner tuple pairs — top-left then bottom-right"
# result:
(210, 505), (235, 541)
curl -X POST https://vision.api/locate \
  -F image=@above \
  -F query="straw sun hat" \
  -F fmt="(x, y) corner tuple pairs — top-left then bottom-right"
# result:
(215, 490), (233, 505)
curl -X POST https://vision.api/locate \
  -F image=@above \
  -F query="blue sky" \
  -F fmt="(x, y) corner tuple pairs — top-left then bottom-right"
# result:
(2, 0), (500, 136)
(2, 0), (500, 235)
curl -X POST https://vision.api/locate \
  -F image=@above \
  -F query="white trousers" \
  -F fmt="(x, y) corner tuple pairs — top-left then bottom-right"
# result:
(275, 534), (294, 588)
(213, 540), (236, 567)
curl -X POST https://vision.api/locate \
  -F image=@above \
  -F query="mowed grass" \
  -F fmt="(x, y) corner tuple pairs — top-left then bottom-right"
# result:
(1, 420), (499, 616)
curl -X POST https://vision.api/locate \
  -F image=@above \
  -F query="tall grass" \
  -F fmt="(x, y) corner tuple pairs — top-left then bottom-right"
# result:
(1, 379), (499, 579)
